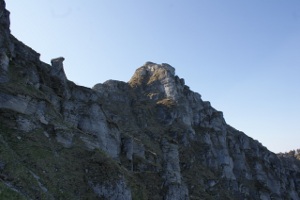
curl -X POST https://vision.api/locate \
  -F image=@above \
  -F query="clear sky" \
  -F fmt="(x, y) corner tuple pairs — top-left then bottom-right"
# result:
(5, 0), (300, 153)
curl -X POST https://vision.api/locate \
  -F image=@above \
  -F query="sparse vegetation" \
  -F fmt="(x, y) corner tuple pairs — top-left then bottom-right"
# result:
(156, 98), (176, 108)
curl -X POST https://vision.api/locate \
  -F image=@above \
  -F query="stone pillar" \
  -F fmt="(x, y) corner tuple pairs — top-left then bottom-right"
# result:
(50, 57), (67, 79)
(50, 57), (70, 99)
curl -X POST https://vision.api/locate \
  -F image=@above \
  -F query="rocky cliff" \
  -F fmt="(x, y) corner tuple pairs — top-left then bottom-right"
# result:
(1, 1), (300, 199)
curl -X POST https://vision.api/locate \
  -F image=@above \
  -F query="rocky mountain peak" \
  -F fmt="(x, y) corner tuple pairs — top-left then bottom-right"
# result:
(129, 62), (184, 102)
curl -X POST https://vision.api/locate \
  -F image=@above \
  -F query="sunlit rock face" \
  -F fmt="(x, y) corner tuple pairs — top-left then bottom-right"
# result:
(1, 0), (300, 199)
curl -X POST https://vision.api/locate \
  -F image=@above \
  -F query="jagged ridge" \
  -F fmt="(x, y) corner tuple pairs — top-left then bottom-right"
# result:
(0, 1), (300, 199)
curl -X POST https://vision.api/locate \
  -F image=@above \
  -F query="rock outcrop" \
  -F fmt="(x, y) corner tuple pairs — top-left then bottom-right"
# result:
(0, 1), (300, 199)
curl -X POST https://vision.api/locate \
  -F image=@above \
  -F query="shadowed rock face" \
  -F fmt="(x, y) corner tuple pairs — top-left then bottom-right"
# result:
(0, 0), (11, 83)
(1, 1), (300, 199)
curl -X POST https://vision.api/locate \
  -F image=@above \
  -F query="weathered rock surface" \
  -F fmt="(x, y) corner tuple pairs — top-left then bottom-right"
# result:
(0, 1), (300, 199)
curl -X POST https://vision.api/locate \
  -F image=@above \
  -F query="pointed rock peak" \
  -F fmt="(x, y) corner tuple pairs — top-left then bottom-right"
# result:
(128, 62), (176, 87)
(144, 61), (175, 76)
(129, 62), (180, 101)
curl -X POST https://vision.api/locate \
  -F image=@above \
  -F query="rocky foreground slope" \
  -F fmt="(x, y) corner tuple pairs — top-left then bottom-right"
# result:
(1, 1), (300, 199)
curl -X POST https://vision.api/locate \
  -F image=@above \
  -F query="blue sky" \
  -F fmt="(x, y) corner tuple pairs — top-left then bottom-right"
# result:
(5, 0), (300, 153)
